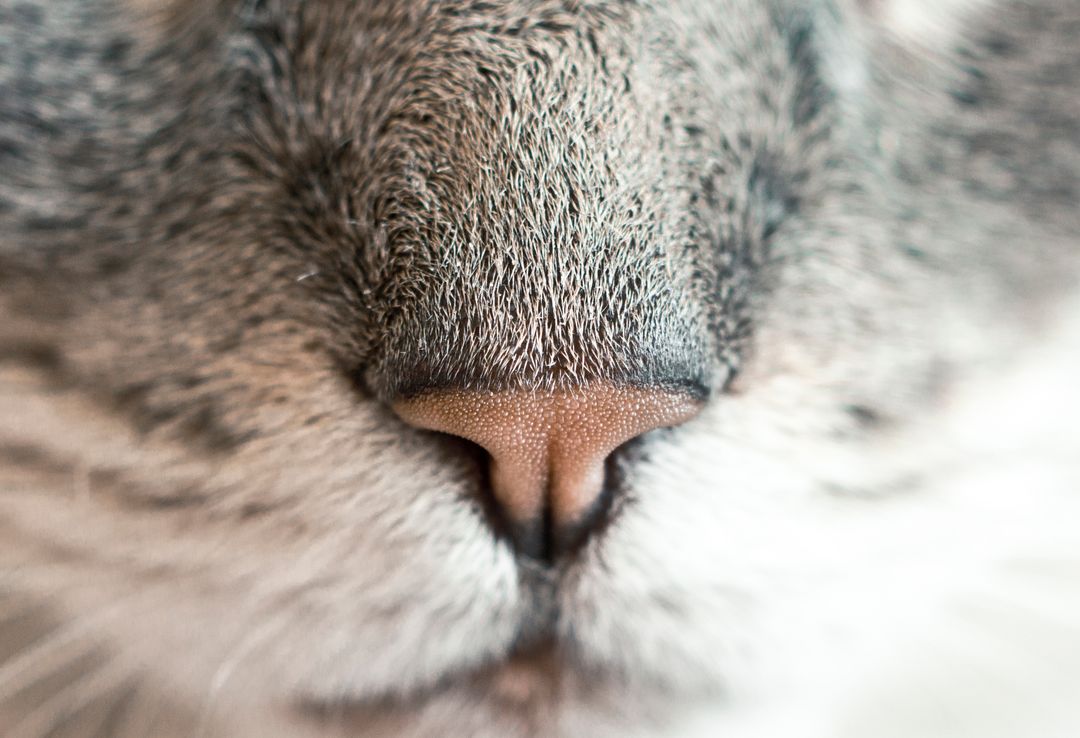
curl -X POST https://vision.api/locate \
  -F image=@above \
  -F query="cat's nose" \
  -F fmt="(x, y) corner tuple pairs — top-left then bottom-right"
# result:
(393, 384), (702, 560)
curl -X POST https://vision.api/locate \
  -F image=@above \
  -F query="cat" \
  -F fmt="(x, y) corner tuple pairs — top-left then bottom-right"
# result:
(1, 0), (1078, 736)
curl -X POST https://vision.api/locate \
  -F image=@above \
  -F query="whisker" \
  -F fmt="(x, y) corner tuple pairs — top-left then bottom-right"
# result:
(194, 610), (296, 738)
(94, 681), (142, 738)
(6, 657), (136, 738)
(114, 681), (168, 738)
(0, 587), (166, 702)
(0, 628), (105, 708)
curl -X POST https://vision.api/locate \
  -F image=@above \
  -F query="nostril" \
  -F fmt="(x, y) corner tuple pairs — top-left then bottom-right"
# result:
(438, 435), (523, 549)
(415, 431), (554, 561)
(393, 383), (703, 562)
(436, 434), (635, 564)
(540, 439), (637, 561)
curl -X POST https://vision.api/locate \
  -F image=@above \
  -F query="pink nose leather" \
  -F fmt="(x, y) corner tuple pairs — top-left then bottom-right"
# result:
(393, 384), (702, 528)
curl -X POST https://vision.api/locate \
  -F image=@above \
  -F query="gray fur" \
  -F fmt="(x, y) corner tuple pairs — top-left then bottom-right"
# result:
(0, 0), (1078, 736)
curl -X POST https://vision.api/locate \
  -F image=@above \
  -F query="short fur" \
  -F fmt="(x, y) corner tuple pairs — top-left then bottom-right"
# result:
(1, 0), (1078, 736)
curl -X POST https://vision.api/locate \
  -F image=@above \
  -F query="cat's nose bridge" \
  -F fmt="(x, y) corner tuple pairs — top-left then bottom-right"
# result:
(393, 384), (702, 559)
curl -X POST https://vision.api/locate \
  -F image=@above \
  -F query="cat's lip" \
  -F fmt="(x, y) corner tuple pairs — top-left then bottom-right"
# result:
(295, 640), (570, 725)
(471, 640), (563, 705)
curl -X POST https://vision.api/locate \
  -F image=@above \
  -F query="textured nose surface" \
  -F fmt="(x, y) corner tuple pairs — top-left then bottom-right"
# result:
(394, 384), (701, 557)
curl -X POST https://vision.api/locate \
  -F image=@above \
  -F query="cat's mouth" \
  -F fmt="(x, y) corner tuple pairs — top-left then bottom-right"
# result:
(466, 639), (565, 705)
(295, 639), (574, 728)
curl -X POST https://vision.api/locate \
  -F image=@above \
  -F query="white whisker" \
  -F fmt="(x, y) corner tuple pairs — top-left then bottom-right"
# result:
(194, 610), (294, 738)
(0, 587), (165, 702)
(6, 656), (135, 738)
